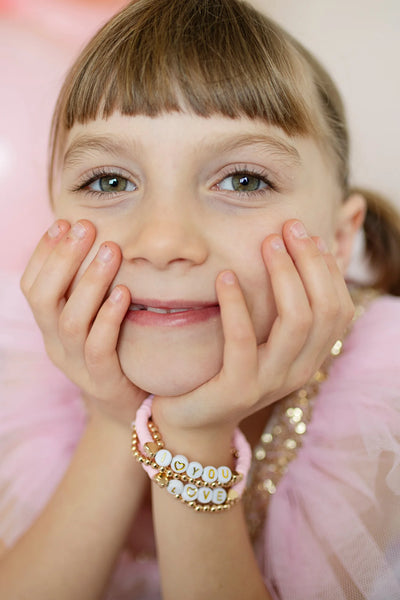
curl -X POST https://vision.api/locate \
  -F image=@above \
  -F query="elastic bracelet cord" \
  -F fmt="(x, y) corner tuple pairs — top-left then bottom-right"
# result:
(132, 395), (252, 511)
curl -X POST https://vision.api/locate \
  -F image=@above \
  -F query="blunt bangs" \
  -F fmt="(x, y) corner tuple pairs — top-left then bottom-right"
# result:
(53, 0), (322, 133)
(50, 0), (349, 192)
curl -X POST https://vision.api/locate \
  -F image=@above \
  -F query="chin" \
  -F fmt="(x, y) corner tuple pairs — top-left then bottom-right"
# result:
(118, 341), (223, 398)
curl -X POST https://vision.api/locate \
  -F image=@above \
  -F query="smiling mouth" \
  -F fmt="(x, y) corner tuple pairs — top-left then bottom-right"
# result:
(129, 304), (204, 314)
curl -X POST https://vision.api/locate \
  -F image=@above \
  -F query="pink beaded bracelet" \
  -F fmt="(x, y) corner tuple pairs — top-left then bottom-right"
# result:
(132, 395), (252, 511)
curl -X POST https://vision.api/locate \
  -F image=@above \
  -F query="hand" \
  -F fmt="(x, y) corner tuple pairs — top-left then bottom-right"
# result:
(21, 220), (147, 427)
(152, 219), (354, 441)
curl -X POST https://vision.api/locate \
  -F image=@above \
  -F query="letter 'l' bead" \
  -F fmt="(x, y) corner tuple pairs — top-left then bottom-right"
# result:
(212, 487), (228, 505)
(171, 454), (189, 474)
(155, 449), (172, 467)
(217, 466), (232, 485)
(182, 484), (199, 502)
(202, 466), (218, 484)
(167, 480), (184, 496)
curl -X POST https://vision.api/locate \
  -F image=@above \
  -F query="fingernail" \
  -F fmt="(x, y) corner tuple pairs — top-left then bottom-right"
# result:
(220, 270), (236, 285)
(70, 222), (87, 240)
(97, 244), (113, 263)
(270, 236), (285, 251)
(290, 221), (307, 239)
(109, 286), (123, 303)
(47, 222), (61, 239)
(316, 237), (328, 253)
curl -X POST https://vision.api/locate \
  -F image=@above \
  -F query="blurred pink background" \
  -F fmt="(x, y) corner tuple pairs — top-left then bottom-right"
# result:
(0, 0), (126, 272)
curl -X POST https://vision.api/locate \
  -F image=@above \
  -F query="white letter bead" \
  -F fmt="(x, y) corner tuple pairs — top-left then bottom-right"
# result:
(202, 466), (218, 484)
(155, 449), (172, 467)
(217, 466), (232, 484)
(197, 487), (213, 504)
(182, 484), (199, 502)
(167, 480), (184, 496)
(187, 461), (203, 479)
(171, 454), (189, 473)
(212, 487), (228, 504)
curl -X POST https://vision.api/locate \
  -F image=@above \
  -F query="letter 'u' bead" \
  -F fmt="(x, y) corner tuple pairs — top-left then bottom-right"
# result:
(202, 466), (218, 484)
(167, 480), (184, 496)
(155, 449), (173, 467)
(182, 484), (199, 502)
(171, 454), (189, 474)
(217, 466), (232, 484)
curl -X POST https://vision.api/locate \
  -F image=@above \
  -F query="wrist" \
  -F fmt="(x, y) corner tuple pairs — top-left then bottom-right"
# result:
(152, 399), (235, 466)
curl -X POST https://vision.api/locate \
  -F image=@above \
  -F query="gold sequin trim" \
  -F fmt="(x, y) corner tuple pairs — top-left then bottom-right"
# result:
(243, 286), (380, 542)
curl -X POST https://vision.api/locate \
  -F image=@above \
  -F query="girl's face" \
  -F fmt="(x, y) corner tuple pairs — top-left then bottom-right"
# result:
(54, 112), (343, 396)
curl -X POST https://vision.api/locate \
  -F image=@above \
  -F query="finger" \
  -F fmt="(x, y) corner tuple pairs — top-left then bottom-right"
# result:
(20, 220), (70, 294)
(283, 221), (339, 314)
(27, 220), (96, 335)
(215, 270), (258, 391)
(84, 284), (131, 384)
(258, 233), (312, 377)
(59, 242), (122, 353)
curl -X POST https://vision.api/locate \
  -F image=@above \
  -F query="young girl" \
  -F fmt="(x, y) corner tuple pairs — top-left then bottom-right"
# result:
(1, 0), (400, 598)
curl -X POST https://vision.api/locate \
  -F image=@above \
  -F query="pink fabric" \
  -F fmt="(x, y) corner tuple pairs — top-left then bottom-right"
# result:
(0, 269), (399, 599)
(263, 295), (400, 599)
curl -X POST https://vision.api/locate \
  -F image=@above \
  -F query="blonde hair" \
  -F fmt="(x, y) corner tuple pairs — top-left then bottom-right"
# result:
(49, 0), (400, 295)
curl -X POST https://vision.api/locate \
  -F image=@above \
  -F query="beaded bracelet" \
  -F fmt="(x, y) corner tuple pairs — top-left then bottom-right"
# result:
(132, 395), (252, 512)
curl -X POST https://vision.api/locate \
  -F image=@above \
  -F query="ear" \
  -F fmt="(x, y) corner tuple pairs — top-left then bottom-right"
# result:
(332, 192), (366, 273)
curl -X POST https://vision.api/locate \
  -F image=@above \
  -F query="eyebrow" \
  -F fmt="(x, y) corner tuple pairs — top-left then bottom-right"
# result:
(63, 135), (135, 169)
(62, 131), (301, 169)
(206, 133), (301, 167)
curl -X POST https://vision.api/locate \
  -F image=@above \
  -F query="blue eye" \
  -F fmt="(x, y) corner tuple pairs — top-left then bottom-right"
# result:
(87, 174), (136, 193)
(218, 173), (269, 193)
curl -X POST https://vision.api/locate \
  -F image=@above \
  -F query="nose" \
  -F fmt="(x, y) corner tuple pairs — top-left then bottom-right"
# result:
(122, 202), (208, 270)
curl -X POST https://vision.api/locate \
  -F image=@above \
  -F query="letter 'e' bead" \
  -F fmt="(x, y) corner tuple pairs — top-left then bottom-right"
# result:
(202, 466), (218, 484)
(212, 488), (228, 505)
(167, 480), (184, 496)
(171, 454), (189, 474)
(155, 449), (172, 467)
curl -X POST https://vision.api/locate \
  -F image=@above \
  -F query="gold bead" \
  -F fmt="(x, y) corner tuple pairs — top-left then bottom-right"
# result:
(155, 473), (169, 487)
(144, 442), (159, 457)
(227, 489), (239, 502)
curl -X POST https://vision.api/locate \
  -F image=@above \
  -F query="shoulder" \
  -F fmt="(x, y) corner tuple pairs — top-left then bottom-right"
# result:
(333, 293), (400, 383)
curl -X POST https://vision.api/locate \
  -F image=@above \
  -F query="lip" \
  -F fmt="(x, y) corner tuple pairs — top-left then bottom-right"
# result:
(125, 298), (220, 327)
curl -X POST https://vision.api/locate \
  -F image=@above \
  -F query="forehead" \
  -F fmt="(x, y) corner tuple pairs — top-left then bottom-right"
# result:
(61, 112), (315, 168)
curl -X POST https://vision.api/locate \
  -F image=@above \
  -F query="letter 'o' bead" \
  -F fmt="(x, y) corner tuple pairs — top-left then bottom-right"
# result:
(217, 466), (232, 484)
(182, 484), (199, 502)
(202, 466), (218, 484)
(212, 488), (228, 505)
(167, 480), (184, 496)
(197, 487), (213, 504)
(155, 449), (172, 467)
(187, 461), (203, 479)
(171, 454), (189, 473)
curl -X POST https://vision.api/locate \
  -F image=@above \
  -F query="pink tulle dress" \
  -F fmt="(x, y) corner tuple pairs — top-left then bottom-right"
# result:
(1, 269), (400, 600)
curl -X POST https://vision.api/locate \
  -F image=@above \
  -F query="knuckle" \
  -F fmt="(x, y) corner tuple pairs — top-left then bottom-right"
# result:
(317, 299), (340, 321)
(85, 341), (106, 369)
(59, 313), (83, 341)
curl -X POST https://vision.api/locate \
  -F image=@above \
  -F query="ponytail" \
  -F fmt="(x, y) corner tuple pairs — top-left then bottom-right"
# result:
(350, 187), (400, 296)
